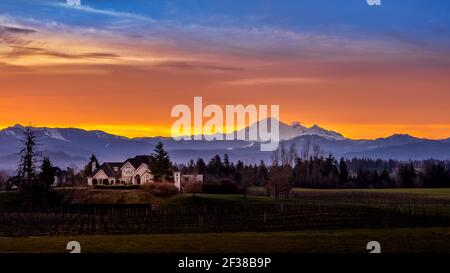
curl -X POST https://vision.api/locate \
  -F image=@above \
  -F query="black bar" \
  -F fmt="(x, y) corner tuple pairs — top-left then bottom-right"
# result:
(0, 253), (448, 272)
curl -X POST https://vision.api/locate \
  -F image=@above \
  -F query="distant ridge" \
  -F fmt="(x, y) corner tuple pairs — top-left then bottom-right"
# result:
(0, 123), (449, 171)
(233, 118), (346, 141)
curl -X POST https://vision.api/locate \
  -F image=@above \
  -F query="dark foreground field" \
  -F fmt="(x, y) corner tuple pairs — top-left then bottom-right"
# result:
(1, 227), (449, 253)
(0, 188), (449, 253)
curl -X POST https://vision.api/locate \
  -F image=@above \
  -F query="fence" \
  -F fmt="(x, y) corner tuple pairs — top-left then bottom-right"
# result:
(0, 202), (449, 236)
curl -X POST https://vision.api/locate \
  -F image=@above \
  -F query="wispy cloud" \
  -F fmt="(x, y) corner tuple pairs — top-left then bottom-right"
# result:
(0, 24), (36, 46)
(4, 45), (120, 60)
(156, 61), (243, 72)
(222, 77), (322, 86)
(52, 2), (156, 23)
(1, 1), (448, 74)
(0, 25), (36, 34)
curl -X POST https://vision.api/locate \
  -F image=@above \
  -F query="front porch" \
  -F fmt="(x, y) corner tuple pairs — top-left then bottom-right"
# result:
(92, 174), (154, 186)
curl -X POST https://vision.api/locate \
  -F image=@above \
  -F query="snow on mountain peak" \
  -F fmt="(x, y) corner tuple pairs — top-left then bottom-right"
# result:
(43, 128), (70, 142)
(291, 121), (305, 129)
(278, 120), (345, 141)
(236, 118), (346, 141)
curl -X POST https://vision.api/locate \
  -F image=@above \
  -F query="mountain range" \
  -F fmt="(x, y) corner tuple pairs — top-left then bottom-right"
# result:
(1, 120), (450, 173)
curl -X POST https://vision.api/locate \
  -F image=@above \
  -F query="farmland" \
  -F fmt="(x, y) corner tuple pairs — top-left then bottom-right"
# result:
(0, 188), (449, 253)
(1, 227), (449, 253)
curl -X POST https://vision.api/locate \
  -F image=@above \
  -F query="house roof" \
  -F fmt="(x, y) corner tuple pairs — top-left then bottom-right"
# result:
(92, 162), (123, 179)
(90, 156), (152, 178)
(124, 155), (152, 169)
(52, 167), (68, 176)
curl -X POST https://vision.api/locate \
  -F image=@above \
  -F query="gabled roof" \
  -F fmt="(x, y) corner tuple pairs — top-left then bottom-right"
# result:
(123, 155), (152, 169)
(90, 156), (152, 179)
(92, 162), (123, 179)
(52, 167), (68, 176)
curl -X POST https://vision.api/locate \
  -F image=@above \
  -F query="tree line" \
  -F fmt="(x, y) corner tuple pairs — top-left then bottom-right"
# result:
(0, 128), (176, 191)
(0, 128), (177, 205)
(178, 143), (450, 197)
(2, 128), (450, 201)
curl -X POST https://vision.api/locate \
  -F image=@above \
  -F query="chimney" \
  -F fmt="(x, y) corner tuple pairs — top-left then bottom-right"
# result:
(174, 172), (181, 190)
(91, 160), (97, 173)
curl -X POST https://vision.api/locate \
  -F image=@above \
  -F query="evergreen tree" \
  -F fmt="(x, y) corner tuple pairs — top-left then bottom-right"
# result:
(66, 166), (81, 187)
(338, 158), (349, 186)
(380, 169), (391, 188)
(369, 170), (380, 188)
(234, 160), (244, 184)
(207, 155), (224, 176)
(40, 157), (55, 189)
(149, 142), (173, 182)
(257, 160), (269, 186)
(186, 159), (196, 173)
(398, 163), (416, 188)
(15, 127), (39, 192)
(223, 154), (231, 176)
(83, 154), (99, 175)
(195, 158), (207, 175)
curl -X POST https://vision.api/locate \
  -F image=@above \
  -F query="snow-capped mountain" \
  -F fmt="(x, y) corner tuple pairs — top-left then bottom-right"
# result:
(0, 125), (151, 171)
(0, 123), (450, 172)
(284, 121), (345, 140)
(234, 118), (346, 141)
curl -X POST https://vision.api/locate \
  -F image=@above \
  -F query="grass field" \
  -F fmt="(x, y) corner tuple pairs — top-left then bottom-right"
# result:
(291, 188), (450, 198)
(1, 227), (449, 253)
(1, 188), (449, 253)
(2, 187), (450, 206)
(249, 187), (450, 198)
(2, 187), (446, 204)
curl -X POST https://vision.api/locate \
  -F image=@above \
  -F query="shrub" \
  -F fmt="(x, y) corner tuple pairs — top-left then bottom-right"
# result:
(144, 182), (179, 197)
(93, 184), (140, 190)
(184, 182), (203, 196)
(202, 178), (239, 194)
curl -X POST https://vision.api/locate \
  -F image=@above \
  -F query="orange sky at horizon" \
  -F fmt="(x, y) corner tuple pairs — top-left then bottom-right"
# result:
(1, 60), (450, 140)
(1, 7), (450, 141)
(2, 122), (450, 141)
(2, 57), (450, 140)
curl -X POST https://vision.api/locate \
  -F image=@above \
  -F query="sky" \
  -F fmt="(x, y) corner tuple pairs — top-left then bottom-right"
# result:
(0, 0), (450, 139)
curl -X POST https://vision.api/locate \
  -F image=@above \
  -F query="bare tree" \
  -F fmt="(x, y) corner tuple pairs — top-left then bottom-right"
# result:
(280, 143), (288, 166)
(287, 143), (298, 167)
(0, 171), (8, 191)
(267, 165), (292, 199)
(302, 139), (311, 160)
(313, 143), (322, 158)
(270, 144), (281, 166)
(67, 164), (80, 187)
(272, 143), (297, 167)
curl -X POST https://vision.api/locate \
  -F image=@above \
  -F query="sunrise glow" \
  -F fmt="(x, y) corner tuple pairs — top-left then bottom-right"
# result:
(1, 0), (450, 140)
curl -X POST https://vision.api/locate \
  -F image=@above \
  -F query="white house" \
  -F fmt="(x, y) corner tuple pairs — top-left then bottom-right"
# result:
(87, 155), (203, 190)
(88, 156), (161, 186)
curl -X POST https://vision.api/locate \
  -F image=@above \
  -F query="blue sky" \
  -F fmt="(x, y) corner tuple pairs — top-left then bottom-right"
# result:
(2, 0), (450, 42)
(1, 0), (448, 57)
(1, 0), (450, 139)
